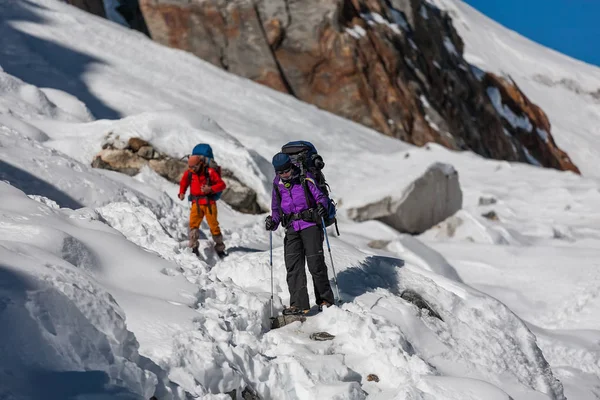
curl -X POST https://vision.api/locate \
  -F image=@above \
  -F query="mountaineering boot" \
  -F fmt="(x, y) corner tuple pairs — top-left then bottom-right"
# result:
(318, 301), (332, 312)
(189, 228), (200, 256)
(212, 234), (226, 258)
(282, 306), (310, 316)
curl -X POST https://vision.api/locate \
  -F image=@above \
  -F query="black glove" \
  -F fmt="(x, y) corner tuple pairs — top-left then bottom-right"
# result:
(317, 204), (327, 218)
(265, 215), (276, 231)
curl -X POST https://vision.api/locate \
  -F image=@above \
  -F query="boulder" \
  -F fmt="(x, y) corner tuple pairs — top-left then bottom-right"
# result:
(92, 138), (266, 214)
(127, 137), (151, 152)
(220, 174), (263, 214)
(91, 149), (146, 176)
(148, 158), (187, 182)
(137, 145), (155, 160)
(347, 163), (462, 234)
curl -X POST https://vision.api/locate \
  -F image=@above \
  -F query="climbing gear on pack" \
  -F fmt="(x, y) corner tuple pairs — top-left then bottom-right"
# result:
(278, 141), (339, 234)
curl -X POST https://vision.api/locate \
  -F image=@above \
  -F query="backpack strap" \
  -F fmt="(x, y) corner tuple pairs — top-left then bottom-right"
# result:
(273, 181), (289, 227)
(302, 177), (318, 208)
(205, 165), (211, 185)
(187, 166), (213, 206)
(300, 174), (316, 209)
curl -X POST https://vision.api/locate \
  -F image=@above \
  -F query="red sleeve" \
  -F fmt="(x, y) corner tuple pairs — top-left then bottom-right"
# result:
(208, 168), (226, 193)
(179, 169), (190, 195)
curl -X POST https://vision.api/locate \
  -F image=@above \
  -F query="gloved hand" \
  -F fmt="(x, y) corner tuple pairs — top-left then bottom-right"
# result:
(201, 185), (212, 194)
(317, 204), (327, 218)
(178, 193), (185, 201)
(265, 215), (276, 231)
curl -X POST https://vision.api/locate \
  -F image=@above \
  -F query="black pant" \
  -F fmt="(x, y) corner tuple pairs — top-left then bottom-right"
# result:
(284, 225), (335, 310)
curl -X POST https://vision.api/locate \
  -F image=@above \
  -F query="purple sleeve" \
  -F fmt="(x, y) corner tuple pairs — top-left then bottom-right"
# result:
(307, 179), (328, 209)
(271, 185), (281, 229)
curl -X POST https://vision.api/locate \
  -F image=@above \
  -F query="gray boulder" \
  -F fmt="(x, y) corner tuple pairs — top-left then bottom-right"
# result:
(347, 163), (462, 234)
(220, 173), (264, 215)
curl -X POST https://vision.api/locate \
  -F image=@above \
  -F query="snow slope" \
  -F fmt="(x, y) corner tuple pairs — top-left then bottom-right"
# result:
(1, 0), (599, 399)
(430, 0), (600, 180)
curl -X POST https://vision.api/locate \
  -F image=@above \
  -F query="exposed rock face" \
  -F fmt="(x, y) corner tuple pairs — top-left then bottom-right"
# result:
(65, 0), (106, 18)
(138, 0), (579, 173)
(114, 0), (152, 36)
(219, 169), (264, 214)
(483, 73), (580, 173)
(92, 138), (265, 214)
(347, 163), (462, 234)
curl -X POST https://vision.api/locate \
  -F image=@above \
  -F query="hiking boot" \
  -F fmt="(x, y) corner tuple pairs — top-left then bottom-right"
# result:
(216, 250), (227, 259)
(192, 246), (200, 257)
(189, 228), (200, 249)
(318, 301), (332, 312)
(282, 306), (310, 316)
(212, 234), (226, 254)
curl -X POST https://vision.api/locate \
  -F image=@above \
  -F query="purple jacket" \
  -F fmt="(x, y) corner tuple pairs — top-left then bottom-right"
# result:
(271, 172), (329, 232)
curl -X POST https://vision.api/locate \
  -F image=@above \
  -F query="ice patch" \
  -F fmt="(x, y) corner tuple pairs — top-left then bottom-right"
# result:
(537, 128), (550, 143)
(345, 25), (367, 39)
(443, 36), (459, 56)
(487, 87), (533, 132)
(390, 8), (410, 31)
(523, 146), (542, 167)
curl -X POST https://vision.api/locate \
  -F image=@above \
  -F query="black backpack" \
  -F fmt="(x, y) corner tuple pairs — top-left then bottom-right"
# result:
(276, 141), (339, 234)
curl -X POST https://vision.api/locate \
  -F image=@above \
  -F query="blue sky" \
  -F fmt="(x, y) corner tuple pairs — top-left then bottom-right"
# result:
(463, 0), (600, 67)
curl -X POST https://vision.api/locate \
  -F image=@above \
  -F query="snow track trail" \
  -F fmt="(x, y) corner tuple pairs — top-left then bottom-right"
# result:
(96, 197), (564, 400)
(1, 0), (599, 398)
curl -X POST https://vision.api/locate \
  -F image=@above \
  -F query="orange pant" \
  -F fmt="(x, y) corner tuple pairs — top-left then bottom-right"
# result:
(190, 202), (221, 236)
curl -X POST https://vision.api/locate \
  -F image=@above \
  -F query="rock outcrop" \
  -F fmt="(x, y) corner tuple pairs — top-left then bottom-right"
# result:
(65, 0), (106, 18)
(137, 0), (579, 173)
(347, 162), (462, 234)
(92, 137), (265, 214)
(483, 73), (580, 173)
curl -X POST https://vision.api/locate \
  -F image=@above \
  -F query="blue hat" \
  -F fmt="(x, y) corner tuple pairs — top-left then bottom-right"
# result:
(272, 153), (292, 172)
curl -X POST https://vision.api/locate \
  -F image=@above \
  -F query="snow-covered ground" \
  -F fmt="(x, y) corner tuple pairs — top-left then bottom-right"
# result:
(430, 0), (600, 180)
(0, 0), (599, 399)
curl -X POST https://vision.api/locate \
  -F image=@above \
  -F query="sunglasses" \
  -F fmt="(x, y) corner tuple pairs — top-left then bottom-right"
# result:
(278, 167), (293, 175)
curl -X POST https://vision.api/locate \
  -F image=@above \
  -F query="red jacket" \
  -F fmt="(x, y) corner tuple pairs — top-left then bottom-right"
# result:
(179, 167), (226, 204)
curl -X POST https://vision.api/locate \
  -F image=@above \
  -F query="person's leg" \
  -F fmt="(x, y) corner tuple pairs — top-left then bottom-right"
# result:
(203, 203), (225, 254)
(301, 225), (334, 306)
(189, 202), (205, 255)
(284, 229), (310, 311)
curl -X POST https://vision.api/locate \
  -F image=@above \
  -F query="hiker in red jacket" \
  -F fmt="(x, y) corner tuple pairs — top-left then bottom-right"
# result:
(178, 155), (226, 257)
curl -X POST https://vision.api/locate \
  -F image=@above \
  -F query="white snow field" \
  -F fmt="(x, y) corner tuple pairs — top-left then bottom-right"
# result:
(430, 0), (600, 180)
(0, 0), (599, 399)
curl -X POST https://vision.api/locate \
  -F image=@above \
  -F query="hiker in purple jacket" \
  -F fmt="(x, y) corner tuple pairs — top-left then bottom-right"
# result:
(265, 153), (335, 315)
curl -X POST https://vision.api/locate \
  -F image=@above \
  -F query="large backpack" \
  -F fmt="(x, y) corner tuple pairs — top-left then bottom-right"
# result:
(278, 140), (339, 234)
(189, 143), (223, 201)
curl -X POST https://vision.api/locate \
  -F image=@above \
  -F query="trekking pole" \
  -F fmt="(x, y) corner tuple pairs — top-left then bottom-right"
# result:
(321, 217), (341, 303)
(269, 230), (274, 319)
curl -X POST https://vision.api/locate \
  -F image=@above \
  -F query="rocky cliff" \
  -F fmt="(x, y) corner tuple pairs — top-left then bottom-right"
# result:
(71, 0), (580, 174)
(65, 0), (106, 17)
